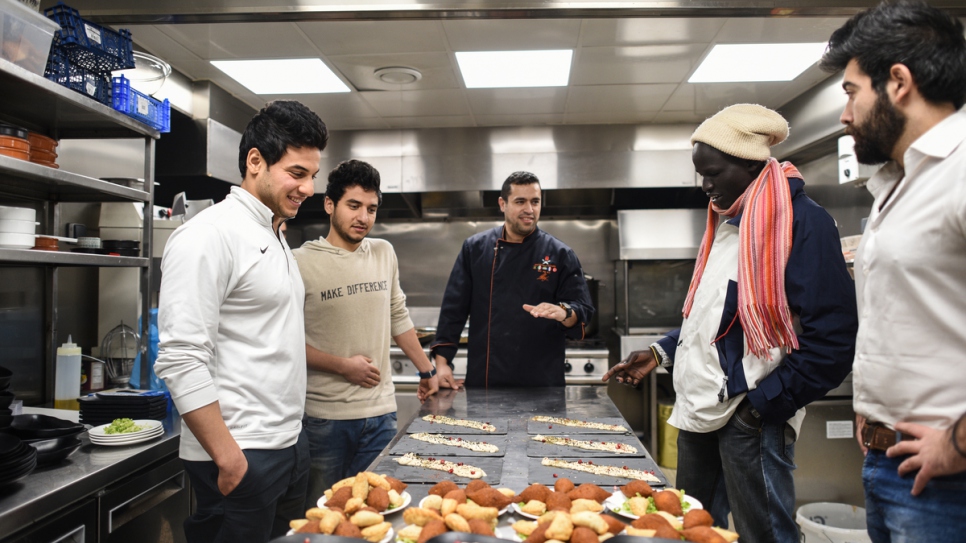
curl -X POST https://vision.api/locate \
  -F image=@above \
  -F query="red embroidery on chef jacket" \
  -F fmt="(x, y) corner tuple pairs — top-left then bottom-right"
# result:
(532, 255), (557, 281)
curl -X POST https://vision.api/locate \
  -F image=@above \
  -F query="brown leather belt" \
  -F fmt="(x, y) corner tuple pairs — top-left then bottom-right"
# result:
(862, 421), (913, 451)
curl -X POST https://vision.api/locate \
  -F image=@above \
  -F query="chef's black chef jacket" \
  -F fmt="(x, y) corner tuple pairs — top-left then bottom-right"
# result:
(431, 225), (594, 388)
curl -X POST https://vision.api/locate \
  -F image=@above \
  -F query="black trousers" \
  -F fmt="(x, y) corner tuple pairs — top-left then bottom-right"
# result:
(181, 429), (309, 543)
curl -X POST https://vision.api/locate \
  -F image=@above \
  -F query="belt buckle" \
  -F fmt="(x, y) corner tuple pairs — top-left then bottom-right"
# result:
(862, 422), (879, 449)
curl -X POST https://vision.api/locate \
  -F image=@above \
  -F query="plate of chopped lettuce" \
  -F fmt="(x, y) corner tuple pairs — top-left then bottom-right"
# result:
(89, 419), (163, 446)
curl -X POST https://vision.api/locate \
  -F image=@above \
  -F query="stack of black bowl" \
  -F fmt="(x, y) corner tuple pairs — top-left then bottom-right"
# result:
(101, 239), (140, 257)
(0, 433), (36, 487)
(7, 414), (86, 467)
(0, 366), (13, 431)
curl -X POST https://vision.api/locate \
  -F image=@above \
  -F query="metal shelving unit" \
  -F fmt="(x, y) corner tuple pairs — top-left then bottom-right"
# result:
(0, 56), (158, 399)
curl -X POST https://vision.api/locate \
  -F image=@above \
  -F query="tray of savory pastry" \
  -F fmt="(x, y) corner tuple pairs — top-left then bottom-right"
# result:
(374, 453), (504, 484)
(390, 433), (508, 457)
(408, 415), (509, 435)
(526, 433), (646, 458)
(526, 416), (630, 435)
(526, 456), (667, 487)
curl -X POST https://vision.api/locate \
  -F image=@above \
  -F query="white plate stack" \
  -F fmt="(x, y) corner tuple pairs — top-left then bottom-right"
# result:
(0, 205), (37, 249)
(88, 420), (164, 447)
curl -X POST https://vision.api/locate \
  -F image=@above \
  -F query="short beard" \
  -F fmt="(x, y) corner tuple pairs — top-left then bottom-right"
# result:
(847, 91), (906, 165)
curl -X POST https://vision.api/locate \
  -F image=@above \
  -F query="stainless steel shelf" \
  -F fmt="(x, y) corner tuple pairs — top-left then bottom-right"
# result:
(0, 58), (159, 140)
(0, 155), (150, 202)
(0, 248), (148, 267)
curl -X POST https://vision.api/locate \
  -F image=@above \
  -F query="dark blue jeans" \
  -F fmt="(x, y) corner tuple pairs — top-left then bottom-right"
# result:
(181, 429), (309, 543)
(676, 412), (798, 543)
(863, 450), (966, 543)
(303, 412), (397, 512)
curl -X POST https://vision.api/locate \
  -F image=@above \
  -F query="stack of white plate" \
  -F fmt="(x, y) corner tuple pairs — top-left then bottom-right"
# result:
(88, 420), (164, 447)
(0, 206), (37, 249)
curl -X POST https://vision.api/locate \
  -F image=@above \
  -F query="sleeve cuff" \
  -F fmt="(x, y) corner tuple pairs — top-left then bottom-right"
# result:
(651, 341), (672, 368)
(391, 317), (416, 338)
(171, 384), (219, 415)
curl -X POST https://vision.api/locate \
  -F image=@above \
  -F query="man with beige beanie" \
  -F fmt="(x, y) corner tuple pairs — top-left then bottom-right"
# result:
(604, 104), (858, 542)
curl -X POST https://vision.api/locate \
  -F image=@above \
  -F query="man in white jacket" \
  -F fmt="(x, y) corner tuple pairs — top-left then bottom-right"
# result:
(156, 100), (328, 543)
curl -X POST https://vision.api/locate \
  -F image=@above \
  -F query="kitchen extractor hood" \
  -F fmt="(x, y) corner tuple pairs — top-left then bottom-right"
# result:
(616, 208), (706, 260)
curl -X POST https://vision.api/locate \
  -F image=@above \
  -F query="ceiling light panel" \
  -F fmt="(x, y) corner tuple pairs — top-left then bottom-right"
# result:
(456, 50), (572, 88)
(210, 58), (350, 94)
(688, 43), (828, 83)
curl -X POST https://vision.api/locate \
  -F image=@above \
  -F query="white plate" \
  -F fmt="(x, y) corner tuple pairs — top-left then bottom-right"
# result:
(89, 420), (163, 439)
(319, 490), (412, 514)
(494, 524), (627, 541)
(90, 426), (164, 444)
(288, 526), (394, 542)
(89, 431), (164, 447)
(510, 501), (544, 520)
(418, 495), (510, 516)
(603, 489), (702, 520)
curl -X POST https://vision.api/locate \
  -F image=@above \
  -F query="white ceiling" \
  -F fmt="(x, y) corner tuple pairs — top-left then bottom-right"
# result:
(127, 16), (850, 130)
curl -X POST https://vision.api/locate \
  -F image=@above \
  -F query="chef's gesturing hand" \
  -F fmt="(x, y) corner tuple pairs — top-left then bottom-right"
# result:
(601, 349), (657, 388)
(523, 302), (568, 321)
(435, 355), (464, 390)
(342, 355), (380, 387)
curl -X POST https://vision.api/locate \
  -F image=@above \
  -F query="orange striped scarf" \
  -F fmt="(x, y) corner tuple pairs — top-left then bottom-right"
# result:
(683, 158), (802, 358)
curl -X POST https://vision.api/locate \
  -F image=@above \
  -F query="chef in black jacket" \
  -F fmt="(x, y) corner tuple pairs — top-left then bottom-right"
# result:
(430, 171), (594, 388)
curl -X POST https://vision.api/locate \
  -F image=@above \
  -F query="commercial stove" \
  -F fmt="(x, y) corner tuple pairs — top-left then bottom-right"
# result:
(389, 338), (609, 386)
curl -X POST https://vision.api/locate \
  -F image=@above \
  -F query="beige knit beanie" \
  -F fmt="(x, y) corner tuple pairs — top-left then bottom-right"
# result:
(690, 104), (789, 160)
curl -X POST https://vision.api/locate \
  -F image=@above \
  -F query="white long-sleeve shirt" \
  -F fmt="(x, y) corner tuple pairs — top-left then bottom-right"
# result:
(156, 187), (307, 461)
(854, 110), (966, 431)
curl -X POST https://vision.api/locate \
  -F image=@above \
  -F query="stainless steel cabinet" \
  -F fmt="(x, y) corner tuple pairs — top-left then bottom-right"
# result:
(99, 457), (188, 543)
(2, 498), (96, 543)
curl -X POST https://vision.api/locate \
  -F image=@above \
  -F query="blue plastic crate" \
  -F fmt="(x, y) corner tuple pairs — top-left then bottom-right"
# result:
(112, 75), (170, 133)
(44, 2), (134, 72)
(43, 44), (112, 105)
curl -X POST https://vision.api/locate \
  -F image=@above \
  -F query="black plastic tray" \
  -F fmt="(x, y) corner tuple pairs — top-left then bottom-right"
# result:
(527, 417), (630, 435)
(526, 456), (668, 487)
(407, 416), (508, 435)
(389, 433), (507, 457)
(526, 433), (647, 458)
(373, 455), (503, 485)
(7, 414), (86, 439)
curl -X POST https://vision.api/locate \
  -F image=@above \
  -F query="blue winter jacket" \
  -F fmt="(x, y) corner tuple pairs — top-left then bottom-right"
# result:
(655, 178), (858, 424)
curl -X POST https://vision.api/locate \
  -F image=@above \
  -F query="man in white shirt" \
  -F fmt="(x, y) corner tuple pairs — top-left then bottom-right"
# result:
(156, 101), (328, 543)
(820, 1), (966, 540)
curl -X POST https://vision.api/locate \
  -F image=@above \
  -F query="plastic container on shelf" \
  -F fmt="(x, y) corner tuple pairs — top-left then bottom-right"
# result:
(43, 2), (134, 72)
(0, 0), (60, 76)
(26, 131), (57, 152)
(43, 44), (112, 105)
(54, 336), (82, 410)
(111, 75), (170, 132)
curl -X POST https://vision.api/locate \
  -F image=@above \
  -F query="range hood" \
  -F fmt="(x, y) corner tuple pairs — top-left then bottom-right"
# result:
(616, 209), (706, 260)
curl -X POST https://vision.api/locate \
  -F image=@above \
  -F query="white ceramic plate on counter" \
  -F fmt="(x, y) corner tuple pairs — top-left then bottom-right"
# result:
(603, 489), (702, 520)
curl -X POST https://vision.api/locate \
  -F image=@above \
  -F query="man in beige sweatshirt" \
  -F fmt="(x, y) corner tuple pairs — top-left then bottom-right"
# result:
(293, 159), (438, 511)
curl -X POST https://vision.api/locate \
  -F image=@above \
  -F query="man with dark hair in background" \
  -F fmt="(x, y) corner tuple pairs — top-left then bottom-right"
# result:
(820, 1), (966, 540)
(294, 159), (438, 510)
(431, 171), (594, 388)
(156, 100), (328, 543)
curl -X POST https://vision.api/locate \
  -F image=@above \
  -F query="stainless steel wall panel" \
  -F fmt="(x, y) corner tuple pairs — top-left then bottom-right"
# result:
(617, 209), (705, 259)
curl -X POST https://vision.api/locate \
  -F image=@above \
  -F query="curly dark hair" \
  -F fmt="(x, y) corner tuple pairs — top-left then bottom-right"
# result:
(325, 159), (383, 206)
(819, 0), (966, 109)
(500, 171), (541, 201)
(237, 100), (328, 179)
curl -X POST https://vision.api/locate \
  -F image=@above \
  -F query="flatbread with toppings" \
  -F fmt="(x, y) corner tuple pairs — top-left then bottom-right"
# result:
(410, 433), (500, 453)
(531, 416), (628, 433)
(541, 457), (661, 484)
(396, 453), (487, 479)
(532, 434), (637, 454)
(422, 415), (497, 433)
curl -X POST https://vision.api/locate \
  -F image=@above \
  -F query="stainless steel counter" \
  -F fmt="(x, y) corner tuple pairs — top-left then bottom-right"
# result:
(0, 411), (182, 540)
(369, 385), (660, 526)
